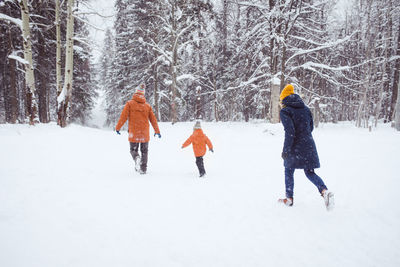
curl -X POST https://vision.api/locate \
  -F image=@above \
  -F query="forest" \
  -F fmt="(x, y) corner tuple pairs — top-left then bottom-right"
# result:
(1, 0), (400, 129)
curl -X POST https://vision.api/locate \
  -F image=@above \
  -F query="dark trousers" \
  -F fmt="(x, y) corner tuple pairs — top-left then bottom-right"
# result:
(285, 168), (327, 198)
(196, 156), (205, 175)
(130, 142), (148, 171)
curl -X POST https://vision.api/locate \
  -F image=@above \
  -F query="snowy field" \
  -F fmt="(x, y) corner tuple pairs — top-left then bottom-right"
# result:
(0, 121), (399, 267)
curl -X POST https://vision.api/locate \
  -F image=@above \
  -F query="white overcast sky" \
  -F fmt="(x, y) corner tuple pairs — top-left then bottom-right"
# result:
(82, 0), (116, 61)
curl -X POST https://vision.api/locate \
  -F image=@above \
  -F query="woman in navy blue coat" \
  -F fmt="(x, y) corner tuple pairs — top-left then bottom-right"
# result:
(278, 84), (334, 210)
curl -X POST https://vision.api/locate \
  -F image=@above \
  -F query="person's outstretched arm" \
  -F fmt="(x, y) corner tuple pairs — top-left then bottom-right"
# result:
(182, 136), (193, 148)
(205, 136), (213, 152)
(148, 107), (160, 136)
(115, 102), (130, 131)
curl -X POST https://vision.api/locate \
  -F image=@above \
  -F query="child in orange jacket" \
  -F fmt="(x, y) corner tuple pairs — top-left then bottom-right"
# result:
(182, 121), (213, 177)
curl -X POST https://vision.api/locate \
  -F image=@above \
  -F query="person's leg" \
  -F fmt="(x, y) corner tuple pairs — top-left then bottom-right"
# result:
(304, 169), (327, 194)
(130, 142), (139, 161)
(140, 142), (149, 173)
(285, 167), (295, 198)
(304, 169), (334, 210)
(196, 156), (205, 176)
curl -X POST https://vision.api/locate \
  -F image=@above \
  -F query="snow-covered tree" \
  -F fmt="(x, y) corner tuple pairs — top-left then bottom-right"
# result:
(57, 0), (75, 127)
(101, 29), (118, 127)
(68, 14), (97, 125)
(394, 75), (400, 131)
(20, 0), (38, 124)
(0, 0), (22, 124)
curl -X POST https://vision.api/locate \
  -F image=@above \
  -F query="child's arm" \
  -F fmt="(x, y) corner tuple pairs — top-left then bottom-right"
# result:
(182, 136), (193, 148)
(205, 136), (213, 151)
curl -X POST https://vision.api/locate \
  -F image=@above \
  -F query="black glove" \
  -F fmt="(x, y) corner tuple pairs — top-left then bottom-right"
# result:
(116, 130), (121, 135)
(154, 133), (161, 138)
(281, 151), (288, 160)
(210, 149), (214, 153)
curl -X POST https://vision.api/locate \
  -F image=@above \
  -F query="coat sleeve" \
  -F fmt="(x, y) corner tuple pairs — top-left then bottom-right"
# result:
(280, 108), (295, 154)
(182, 136), (193, 148)
(115, 102), (130, 131)
(148, 106), (160, 134)
(205, 136), (213, 150)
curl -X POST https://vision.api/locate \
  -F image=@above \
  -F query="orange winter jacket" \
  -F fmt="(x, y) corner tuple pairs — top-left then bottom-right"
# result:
(182, 129), (213, 157)
(115, 93), (160, 143)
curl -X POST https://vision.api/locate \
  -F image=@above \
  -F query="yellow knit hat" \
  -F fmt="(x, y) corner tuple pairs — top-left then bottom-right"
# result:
(280, 84), (294, 101)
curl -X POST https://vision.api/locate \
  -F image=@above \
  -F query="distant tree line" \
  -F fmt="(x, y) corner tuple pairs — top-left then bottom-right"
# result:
(1, 0), (399, 129)
(101, 0), (400, 128)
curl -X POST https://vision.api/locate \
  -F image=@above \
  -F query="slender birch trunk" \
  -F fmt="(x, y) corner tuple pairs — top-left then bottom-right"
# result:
(153, 59), (160, 121)
(57, 0), (74, 127)
(356, 0), (373, 128)
(55, 0), (62, 100)
(8, 25), (18, 123)
(170, 2), (177, 124)
(19, 0), (38, 125)
(390, 20), (400, 121)
(374, 39), (388, 128)
(395, 75), (400, 131)
(213, 78), (219, 122)
(270, 77), (280, 123)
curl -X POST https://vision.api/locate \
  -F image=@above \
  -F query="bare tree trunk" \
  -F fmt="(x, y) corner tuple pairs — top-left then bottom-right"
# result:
(170, 61), (177, 124)
(356, 0), (373, 128)
(8, 25), (18, 123)
(390, 20), (400, 121)
(55, 0), (62, 101)
(196, 86), (202, 120)
(314, 100), (321, 128)
(57, 0), (74, 128)
(213, 78), (219, 122)
(270, 77), (280, 123)
(37, 32), (49, 123)
(153, 59), (160, 121)
(170, 2), (177, 124)
(280, 44), (287, 91)
(20, 0), (38, 125)
(395, 75), (400, 130)
(374, 35), (388, 127)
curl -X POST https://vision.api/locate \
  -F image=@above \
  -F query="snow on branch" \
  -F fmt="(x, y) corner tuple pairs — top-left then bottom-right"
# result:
(73, 36), (94, 48)
(237, 1), (268, 10)
(177, 74), (196, 82)
(8, 54), (28, 65)
(0, 13), (22, 29)
(286, 33), (355, 64)
(73, 14), (105, 31)
(75, 12), (115, 18)
(301, 61), (354, 72)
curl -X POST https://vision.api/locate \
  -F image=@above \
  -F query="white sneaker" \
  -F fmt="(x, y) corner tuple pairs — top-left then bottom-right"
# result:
(322, 190), (335, 211)
(278, 197), (293, 207)
(134, 156), (141, 172)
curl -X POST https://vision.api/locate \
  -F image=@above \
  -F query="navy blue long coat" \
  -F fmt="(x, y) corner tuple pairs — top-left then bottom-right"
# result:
(280, 94), (320, 169)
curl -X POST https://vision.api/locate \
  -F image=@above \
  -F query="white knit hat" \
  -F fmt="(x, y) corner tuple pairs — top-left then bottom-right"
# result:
(193, 121), (201, 130)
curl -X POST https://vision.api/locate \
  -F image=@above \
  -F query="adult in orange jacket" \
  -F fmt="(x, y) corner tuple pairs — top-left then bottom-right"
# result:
(182, 121), (213, 177)
(116, 84), (161, 174)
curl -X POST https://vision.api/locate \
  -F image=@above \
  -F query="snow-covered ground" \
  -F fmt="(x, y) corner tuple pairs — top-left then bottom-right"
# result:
(0, 121), (399, 267)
